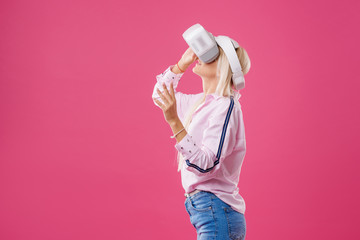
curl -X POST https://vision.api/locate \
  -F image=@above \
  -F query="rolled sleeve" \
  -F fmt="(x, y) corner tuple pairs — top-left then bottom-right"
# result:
(152, 65), (184, 108)
(160, 65), (184, 83)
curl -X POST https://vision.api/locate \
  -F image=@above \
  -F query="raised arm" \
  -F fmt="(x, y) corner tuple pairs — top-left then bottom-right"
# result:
(152, 48), (201, 121)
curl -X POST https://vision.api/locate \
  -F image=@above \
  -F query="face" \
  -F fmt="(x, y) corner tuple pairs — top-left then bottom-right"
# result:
(192, 57), (218, 81)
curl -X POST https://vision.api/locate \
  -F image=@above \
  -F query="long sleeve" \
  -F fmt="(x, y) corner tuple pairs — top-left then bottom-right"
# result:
(175, 97), (239, 175)
(152, 65), (203, 122)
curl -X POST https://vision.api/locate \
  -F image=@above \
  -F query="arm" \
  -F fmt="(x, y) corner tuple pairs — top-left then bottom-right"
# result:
(153, 48), (200, 144)
(152, 60), (197, 121)
(172, 61), (189, 74)
(153, 47), (201, 122)
(175, 97), (239, 175)
(153, 82), (188, 144)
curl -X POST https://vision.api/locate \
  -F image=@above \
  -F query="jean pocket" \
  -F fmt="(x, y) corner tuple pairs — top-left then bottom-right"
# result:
(188, 194), (212, 212)
(223, 207), (246, 240)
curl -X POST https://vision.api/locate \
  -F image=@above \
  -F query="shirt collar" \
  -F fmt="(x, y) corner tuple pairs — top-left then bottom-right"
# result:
(204, 90), (241, 101)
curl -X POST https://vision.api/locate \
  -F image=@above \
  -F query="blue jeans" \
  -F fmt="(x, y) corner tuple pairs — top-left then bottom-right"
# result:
(184, 191), (246, 240)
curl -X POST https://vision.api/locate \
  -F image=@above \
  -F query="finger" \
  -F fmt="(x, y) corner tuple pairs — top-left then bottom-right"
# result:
(162, 83), (172, 101)
(153, 98), (165, 109)
(156, 87), (169, 104)
(170, 82), (175, 100)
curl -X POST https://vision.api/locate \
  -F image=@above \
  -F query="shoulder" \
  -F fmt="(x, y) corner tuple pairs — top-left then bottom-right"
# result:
(209, 96), (241, 123)
(212, 95), (240, 113)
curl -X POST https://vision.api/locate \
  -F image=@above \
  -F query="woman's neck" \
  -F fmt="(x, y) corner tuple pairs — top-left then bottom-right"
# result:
(202, 77), (218, 97)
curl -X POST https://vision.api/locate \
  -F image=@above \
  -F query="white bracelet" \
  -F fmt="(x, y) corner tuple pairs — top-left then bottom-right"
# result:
(170, 127), (185, 138)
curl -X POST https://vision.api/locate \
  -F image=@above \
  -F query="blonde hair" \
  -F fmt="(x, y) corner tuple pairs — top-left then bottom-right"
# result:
(176, 44), (251, 172)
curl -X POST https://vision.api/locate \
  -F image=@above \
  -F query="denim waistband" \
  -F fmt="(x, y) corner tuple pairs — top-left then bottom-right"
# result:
(185, 190), (215, 200)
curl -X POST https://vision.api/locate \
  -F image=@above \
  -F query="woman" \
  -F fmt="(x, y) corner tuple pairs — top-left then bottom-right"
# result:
(152, 39), (251, 240)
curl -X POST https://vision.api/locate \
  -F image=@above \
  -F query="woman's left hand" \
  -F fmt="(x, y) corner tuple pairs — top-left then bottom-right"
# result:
(153, 83), (179, 125)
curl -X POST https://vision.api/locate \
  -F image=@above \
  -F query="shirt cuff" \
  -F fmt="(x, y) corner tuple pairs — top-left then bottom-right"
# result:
(162, 65), (185, 83)
(174, 133), (199, 159)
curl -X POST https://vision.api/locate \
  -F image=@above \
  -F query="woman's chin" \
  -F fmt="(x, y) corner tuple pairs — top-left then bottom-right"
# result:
(193, 65), (200, 72)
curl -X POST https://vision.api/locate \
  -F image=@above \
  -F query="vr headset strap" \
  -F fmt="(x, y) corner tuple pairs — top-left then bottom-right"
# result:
(215, 35), (245, 90)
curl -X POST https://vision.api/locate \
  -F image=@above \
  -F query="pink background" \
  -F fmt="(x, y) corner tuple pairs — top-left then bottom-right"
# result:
(1, 0), (359, 239)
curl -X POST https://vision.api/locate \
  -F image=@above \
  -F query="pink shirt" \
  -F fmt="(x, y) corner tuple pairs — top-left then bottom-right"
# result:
(152, 65), (247, 214)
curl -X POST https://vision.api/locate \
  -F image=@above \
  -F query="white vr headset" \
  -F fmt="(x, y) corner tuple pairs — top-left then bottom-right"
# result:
(182, 23), (245, 90)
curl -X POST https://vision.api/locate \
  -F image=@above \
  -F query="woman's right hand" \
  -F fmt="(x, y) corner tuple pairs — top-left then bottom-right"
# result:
(180, 47), (198, 67)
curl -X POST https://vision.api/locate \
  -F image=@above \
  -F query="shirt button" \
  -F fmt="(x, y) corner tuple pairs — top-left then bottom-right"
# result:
(189, 150), (191, 153)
